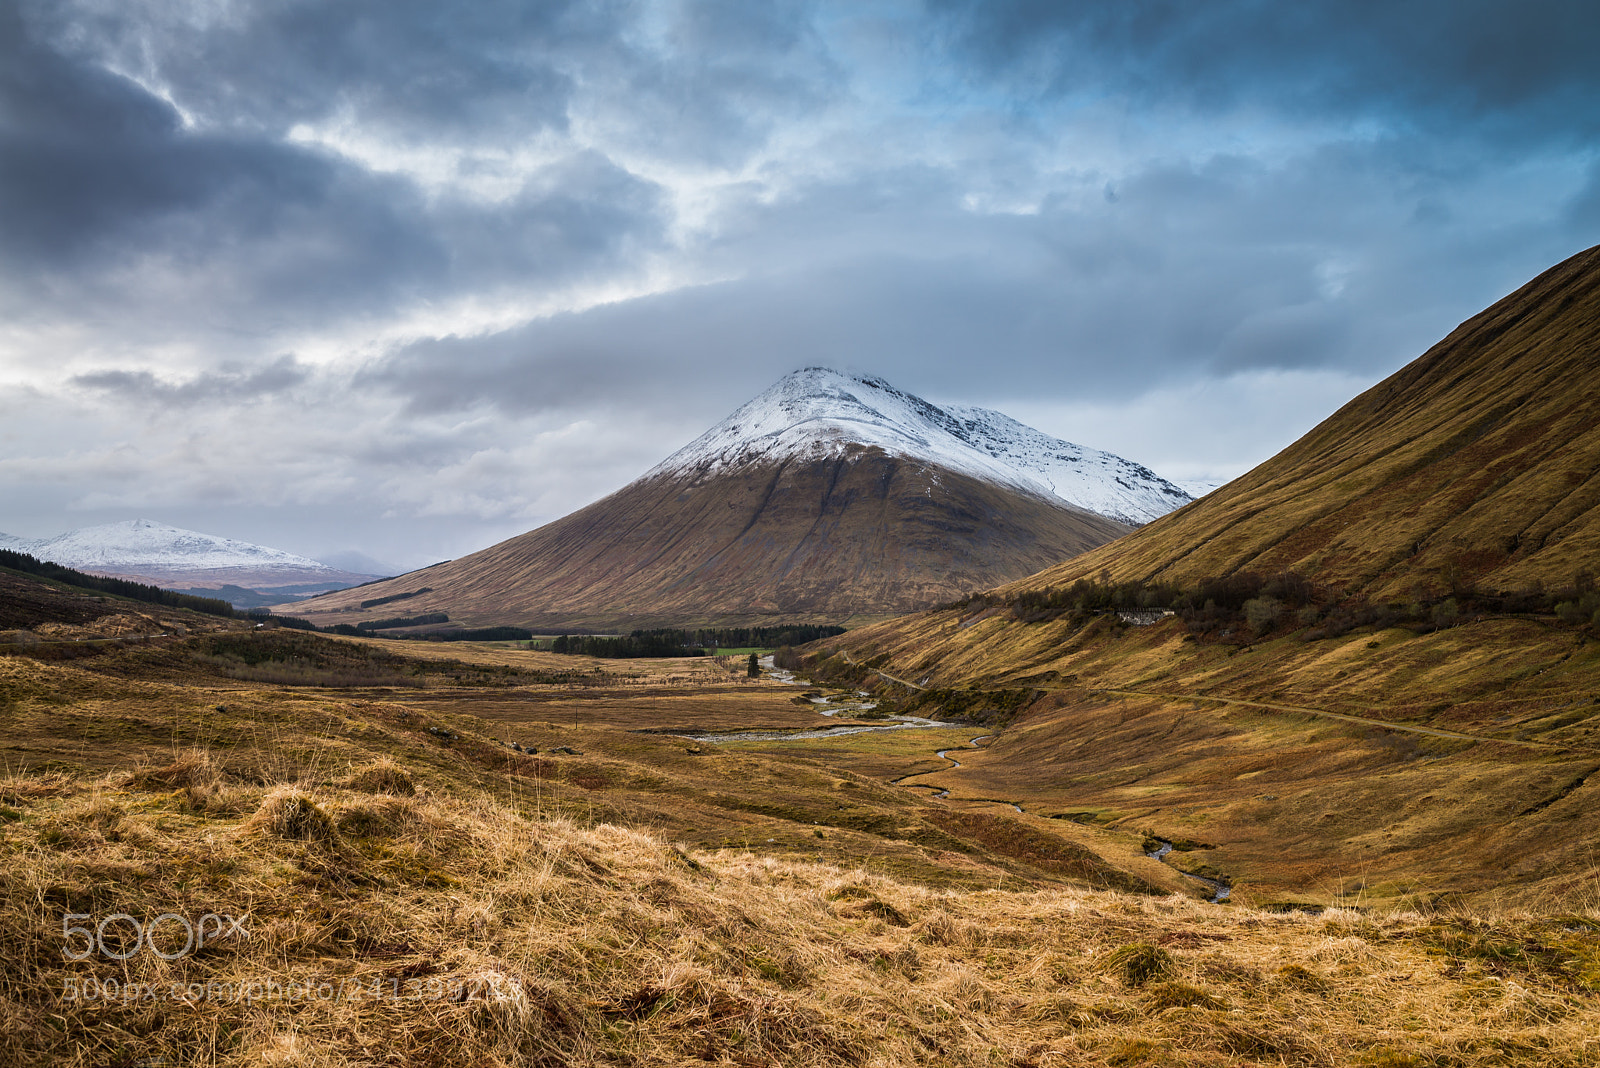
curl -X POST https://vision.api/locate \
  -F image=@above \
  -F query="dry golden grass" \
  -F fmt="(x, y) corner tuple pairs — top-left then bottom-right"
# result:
(5, 625), (1600, 1064)
(4, 758), (1598, 1067)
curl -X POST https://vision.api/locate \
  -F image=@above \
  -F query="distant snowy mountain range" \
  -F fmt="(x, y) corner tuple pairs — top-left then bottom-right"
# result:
(653, 367), (1192, 525)
(0, 520), (383, 607)
(0, 519), (335, 574)
(1172, 477), (1227, 498)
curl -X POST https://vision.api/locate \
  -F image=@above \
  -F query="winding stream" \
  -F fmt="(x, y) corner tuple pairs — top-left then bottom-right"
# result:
(1145, 839), (1232, 902)
(678, 667), (951, 744)
(897, 736), (1232, 902)
(890, 734), (1020, 808)
(699, 663), (1238, 902)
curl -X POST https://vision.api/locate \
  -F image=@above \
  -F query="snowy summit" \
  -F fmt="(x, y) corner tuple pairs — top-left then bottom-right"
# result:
(652, 368), (1192, 525)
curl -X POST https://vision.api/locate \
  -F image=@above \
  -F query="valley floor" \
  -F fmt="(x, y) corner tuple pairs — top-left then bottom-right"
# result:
(2, 629), (1598, 1065)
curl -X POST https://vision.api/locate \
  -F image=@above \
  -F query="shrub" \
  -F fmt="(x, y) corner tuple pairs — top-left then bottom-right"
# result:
(1243, 596), (1282, 634)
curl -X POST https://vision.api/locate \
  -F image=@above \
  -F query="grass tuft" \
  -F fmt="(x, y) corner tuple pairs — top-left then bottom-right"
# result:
(342, 758), (416, 796)
(1105, 942), (1176, 986)
(1144, 979), (1225, 1012)
(248, 788), (340, 843)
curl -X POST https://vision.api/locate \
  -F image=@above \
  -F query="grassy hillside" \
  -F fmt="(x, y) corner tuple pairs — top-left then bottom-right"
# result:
(789, 244), (1600, 918)
(999, 242), (1600, 602)
(3, 631), (1597, 1066)
(811, 605), (1600, 910)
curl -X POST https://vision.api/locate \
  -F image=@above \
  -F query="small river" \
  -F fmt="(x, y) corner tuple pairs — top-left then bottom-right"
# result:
(695, 660), (1236, 901)
(677, 660), (956, 744)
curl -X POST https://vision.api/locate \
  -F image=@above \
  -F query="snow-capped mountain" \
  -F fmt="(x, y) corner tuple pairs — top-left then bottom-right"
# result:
(1, 519), (338, 574)
(652, 368), (1191, 525)
(284, 369), (1179, 629)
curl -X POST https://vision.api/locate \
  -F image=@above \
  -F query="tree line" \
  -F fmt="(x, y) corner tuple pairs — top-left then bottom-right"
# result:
(1, 548), (239, 619)
(547, 624), (845, 659)
(959, 566), (1600, 644)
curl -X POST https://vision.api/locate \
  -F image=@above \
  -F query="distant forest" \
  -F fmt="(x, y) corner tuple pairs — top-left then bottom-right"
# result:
(0, 548), (239, 618)
(550, 625), (846, 658)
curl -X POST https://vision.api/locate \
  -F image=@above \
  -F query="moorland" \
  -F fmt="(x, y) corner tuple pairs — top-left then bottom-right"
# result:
(3, 570), (1599, 1066)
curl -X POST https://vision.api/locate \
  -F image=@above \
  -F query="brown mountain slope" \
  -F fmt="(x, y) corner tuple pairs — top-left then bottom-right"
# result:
(285, 447), (1130, 630)
(998, 242), (1600, 601)
(798, 246), (1600, 907)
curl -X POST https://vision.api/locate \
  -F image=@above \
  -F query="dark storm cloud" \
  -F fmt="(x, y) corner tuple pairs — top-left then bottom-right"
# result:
(71, 356), (312, 406)
(365, 247), (1339, 422)
(0, 0), (668, 332)
(369, 127), (1565, 424)
(0, 1), (355, 268)
(931, 0), (1600, 142)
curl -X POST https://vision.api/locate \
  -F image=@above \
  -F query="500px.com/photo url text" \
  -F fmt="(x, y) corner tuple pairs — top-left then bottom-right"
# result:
(61, 975), (526, 1006)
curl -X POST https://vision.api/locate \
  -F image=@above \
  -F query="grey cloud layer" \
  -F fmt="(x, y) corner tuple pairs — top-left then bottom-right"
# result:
(1, 0), (1596, 565)
(73, 357), (312, 406)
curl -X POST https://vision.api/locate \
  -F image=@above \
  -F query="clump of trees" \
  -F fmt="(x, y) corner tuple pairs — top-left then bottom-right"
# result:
(548, 624), (846, 659)
(956, 565), (1600, 646)
(551, 631), (706, 658)
(1554, 571), (1600, 627)
(425, 626), (532, 642)
(322, 621), (531, 642)
(999, 576), (1186, 623)
(772, 646), (805, 670)
(356, 612), (450, 631)
(688, 625), (846, 648)
(973, 571), (1314, 636)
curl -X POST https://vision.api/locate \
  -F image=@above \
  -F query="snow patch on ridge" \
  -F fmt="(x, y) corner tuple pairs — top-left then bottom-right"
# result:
(1, 519), (339, 574)
(649, 368), (1191, 525)
(1173, 477), (1228, 498)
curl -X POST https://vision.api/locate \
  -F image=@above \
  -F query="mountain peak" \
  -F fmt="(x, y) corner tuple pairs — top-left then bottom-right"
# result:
(282, 366), (1175, 628)
(651, 368), (1190, 526)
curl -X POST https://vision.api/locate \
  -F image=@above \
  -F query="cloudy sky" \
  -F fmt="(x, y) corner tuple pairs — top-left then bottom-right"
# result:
(2, 0), (1597, 573)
